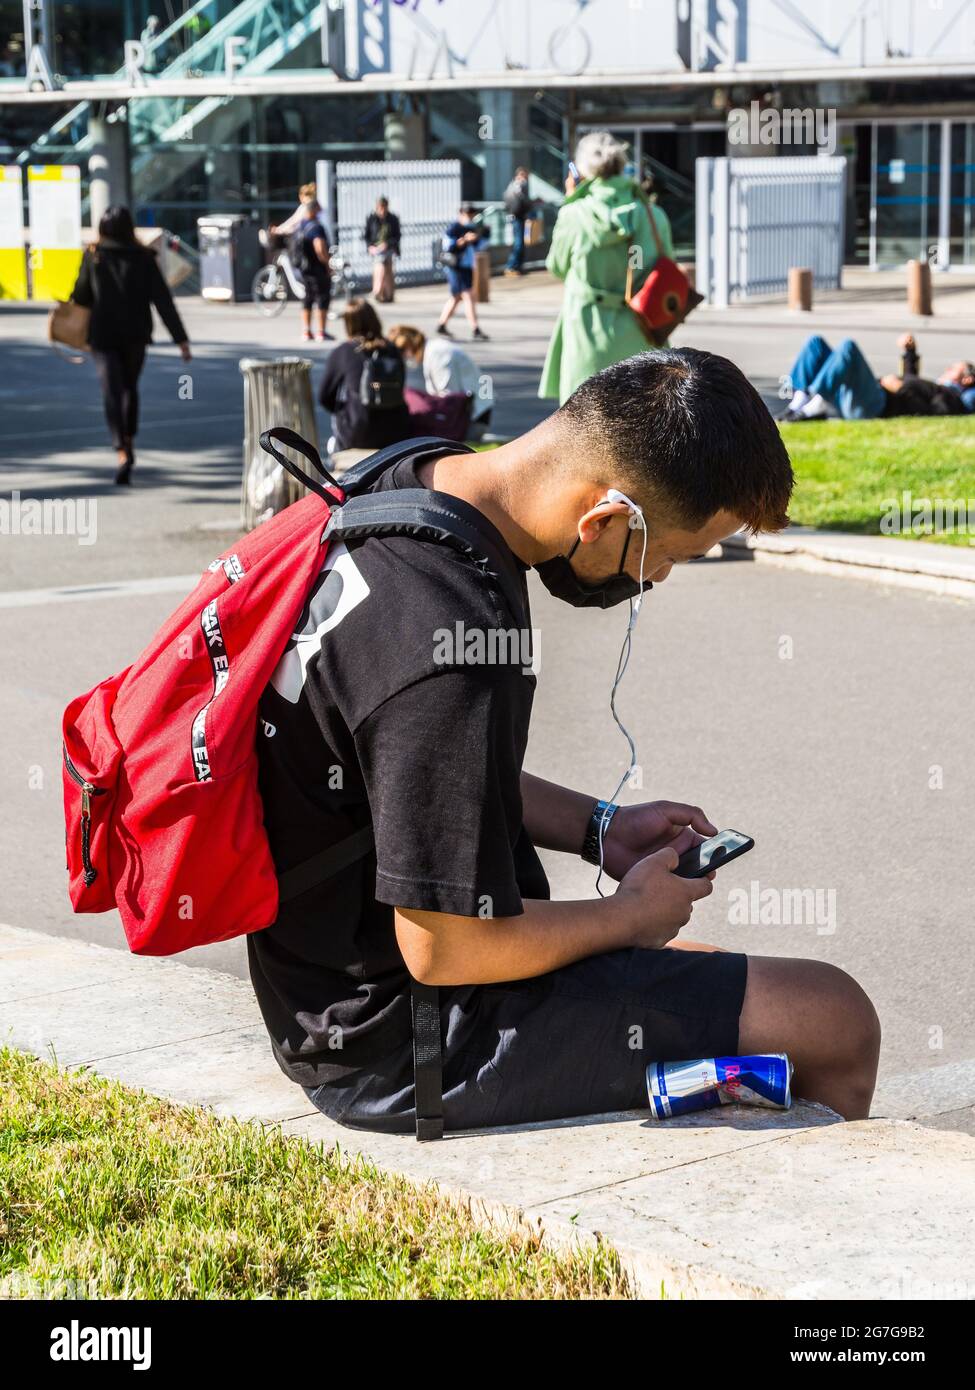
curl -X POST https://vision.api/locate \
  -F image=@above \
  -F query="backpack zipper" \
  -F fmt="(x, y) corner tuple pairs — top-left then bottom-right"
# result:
(63, 746), (106, 887)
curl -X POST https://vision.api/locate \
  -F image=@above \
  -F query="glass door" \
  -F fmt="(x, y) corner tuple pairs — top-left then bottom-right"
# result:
(948, 121), (975, 268)
(873, 123), (939, 266)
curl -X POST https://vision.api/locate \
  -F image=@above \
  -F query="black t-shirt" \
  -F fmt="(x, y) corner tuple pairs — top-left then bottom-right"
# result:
(247, 451), (549, 1090)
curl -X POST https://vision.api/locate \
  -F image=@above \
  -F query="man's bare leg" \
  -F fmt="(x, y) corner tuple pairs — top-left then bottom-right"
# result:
(667, 941), (880, 1119)
(738, 955), (881, 1121)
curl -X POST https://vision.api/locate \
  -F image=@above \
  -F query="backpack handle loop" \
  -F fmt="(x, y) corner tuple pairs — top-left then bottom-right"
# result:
(259, 428), (342, 502)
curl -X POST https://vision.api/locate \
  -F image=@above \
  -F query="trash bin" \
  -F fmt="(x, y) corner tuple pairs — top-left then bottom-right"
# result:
(239, 357), (321, 529)
(198, 215), (262, 302)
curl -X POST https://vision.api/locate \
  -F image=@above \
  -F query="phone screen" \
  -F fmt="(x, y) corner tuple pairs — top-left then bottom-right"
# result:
(674, 829), (753, 879)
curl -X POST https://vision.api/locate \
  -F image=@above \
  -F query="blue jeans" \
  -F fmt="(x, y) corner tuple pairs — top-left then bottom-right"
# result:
(505, 216), (526, 271)
(789, 335), (887, 420)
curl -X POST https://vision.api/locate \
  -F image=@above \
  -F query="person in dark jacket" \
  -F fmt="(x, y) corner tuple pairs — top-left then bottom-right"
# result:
(364, 196), (401, 303)
(503, 166), (540, 276)
(318, 298), (411, 453)
(71, 205), (190, 484)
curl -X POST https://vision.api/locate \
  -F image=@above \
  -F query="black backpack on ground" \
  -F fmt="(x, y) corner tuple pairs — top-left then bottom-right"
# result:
(358, 342), (406, 411)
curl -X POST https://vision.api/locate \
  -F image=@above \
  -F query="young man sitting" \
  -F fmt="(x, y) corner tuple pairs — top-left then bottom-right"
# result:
(249, 349), (881, 1135)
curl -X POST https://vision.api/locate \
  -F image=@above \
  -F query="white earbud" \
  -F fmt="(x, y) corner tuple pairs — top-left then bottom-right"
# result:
(605, 487), (645, 529)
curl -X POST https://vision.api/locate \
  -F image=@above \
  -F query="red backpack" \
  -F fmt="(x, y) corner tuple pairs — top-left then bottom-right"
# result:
(61, 429), (523, 959)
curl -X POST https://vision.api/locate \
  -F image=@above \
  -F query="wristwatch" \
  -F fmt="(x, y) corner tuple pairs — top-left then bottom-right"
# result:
(581, 799), (619, 866)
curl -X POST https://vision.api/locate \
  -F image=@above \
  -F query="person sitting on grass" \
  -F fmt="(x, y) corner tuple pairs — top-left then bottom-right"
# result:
(250, 348), (882, 1138)
(781, 333), (975, 422)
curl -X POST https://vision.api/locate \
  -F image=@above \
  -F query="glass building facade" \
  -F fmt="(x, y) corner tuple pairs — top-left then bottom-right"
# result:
(4, 1), (975, 265)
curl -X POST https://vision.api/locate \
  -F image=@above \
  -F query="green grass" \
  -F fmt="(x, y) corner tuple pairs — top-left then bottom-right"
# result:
(0, 1048), (629, 1300)
(780, 416), (975, 544)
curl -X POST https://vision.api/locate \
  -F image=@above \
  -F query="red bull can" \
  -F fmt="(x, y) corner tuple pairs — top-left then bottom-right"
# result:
(646, 1054), (793, 1119)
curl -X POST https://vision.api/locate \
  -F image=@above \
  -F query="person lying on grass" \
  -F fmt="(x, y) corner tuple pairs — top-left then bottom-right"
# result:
(781, 333), (975, 422)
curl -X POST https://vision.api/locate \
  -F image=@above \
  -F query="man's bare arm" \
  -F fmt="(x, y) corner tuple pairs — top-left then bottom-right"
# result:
(394, 848), (713, 986)
(520, 770), (594, 854)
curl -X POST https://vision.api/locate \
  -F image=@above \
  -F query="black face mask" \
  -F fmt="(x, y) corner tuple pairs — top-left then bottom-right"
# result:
(534, 528), (650, 609)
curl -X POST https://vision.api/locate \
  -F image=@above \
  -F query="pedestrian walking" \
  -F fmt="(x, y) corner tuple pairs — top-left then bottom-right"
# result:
(503, 165), (539, 276)
(69, 205), (190, 485)
(292, 199), (333, 343)
(437, 205), (489, 341)
(539, 132), (675, 405)
(364, 196), (401, 303)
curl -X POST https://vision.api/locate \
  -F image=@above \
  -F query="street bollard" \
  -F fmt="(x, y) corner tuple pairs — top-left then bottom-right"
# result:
(239, 357), (321, 530)
(907, 259), (933, 316)
(474, 248), (492, 303)
(788, 266), (813, 311)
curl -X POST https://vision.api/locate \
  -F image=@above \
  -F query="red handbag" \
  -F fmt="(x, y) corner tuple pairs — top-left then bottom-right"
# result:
(626, 201), (703, 347)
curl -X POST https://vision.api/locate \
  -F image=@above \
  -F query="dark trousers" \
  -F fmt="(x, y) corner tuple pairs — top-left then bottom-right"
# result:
(91, 343), (147, 450)
(505, 216), (526, 271)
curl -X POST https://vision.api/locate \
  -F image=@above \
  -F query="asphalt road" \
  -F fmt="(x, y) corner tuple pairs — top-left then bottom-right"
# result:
(2, 278), (973, 1130)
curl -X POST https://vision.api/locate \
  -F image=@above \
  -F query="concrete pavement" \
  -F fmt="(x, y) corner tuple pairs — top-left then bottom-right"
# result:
(3, 922), (973, 1301)
(2, 276), (974, 1155)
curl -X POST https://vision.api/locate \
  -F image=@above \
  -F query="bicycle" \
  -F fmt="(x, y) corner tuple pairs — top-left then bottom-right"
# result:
(252, 229), (356, 318)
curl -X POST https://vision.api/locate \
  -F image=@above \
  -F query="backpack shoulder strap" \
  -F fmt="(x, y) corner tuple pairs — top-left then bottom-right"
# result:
(325, 487), (526, 626)
(339, 436), (473, 496)
(316, 451), (518, 1146)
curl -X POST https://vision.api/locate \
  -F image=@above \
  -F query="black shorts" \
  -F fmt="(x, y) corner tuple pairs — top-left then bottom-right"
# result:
(302, 270), (331, 310)
(305, 946), (749, 1134)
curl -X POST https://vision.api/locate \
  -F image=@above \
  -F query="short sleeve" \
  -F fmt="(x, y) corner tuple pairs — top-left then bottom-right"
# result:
(354, 667), (528, 919)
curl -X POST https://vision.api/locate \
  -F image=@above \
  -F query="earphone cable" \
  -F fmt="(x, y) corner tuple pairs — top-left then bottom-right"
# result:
(595, 514), (649, 896)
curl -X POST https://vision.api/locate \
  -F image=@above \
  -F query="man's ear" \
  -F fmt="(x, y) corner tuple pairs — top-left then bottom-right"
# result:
(577, 499), (632, 545)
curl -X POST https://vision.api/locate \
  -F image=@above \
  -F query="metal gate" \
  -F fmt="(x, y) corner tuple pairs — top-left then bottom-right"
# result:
(319, 158), (462, 290)
(696, 156), (846, 305)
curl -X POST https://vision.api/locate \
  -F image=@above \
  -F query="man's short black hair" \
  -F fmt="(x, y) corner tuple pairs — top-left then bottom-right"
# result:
(559, 349), (793, 533)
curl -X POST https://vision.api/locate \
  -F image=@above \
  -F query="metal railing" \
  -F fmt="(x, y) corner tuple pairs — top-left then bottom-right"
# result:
(697, 156), (847, 305)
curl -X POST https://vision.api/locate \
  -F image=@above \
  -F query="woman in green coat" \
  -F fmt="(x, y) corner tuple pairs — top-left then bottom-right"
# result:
(539, 131), (675, 405)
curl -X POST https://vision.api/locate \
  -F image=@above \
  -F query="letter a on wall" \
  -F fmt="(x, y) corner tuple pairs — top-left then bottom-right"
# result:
(0, 166), (28, 300)
(27, 164), (83, 301)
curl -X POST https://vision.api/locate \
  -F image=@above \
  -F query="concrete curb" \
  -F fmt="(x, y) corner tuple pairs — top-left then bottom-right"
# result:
(720, 527), (975, 600)
(3, 923), (973, 1301)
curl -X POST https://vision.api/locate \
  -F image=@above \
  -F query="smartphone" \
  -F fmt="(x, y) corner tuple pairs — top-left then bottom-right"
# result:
(568, 160), (581, 182)
(674, 829), (754, 879)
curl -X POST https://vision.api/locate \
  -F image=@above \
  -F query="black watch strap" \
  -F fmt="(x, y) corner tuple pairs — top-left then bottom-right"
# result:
(581, 799), (619, 866)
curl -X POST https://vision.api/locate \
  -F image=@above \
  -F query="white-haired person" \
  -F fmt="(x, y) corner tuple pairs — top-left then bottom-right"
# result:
(539, 131), (675, 405)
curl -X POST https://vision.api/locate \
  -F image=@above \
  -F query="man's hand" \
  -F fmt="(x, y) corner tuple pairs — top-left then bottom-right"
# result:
(599, 800), (717, 881)
(614, 846), (714, 949)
